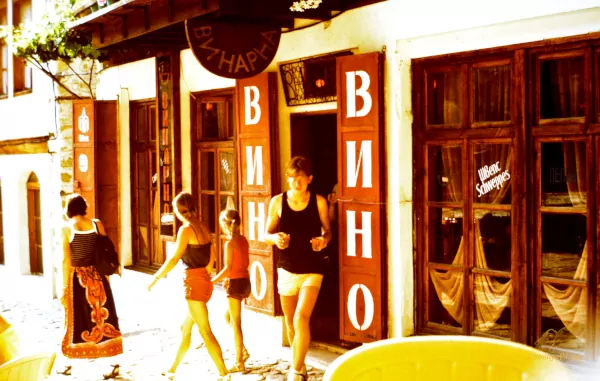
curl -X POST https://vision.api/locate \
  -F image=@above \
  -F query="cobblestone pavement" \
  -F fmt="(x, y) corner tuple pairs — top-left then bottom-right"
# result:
(0, 269), (332, 381)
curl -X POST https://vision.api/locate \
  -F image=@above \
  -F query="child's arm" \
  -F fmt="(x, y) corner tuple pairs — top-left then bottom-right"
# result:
(211, 240), (233, 283)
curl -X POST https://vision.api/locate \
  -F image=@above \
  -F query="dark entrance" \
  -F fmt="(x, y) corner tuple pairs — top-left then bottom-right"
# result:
(290, 112), (340, 346)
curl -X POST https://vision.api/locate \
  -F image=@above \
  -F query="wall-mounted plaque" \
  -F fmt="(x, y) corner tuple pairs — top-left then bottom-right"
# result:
(185, 18), (281, 79)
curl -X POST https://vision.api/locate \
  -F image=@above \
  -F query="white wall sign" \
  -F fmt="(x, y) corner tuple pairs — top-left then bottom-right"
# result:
(346, 140), (373, 188)
(244, 86), (261, 125)
(346, 210), (372, 259)
(247, 201), (266, 242)
(246, 146), (264, 186)
(476, 161), (510, 197)
(250, 260), (267, 300)
(78, 154), (89, 173)
(78, 108), (89, 133)
(346, 71), (372, 118)
(347, 283), (375, 331)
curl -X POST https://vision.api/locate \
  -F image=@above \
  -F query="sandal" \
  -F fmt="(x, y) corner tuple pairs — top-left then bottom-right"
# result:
(287, 370), (307, 381)
(103, 364), (120, 380)
(216, 374), (231, 381)
(227, 363), (245, 373)
(161, 371), (176, 380)
(56, 365), (72, 376)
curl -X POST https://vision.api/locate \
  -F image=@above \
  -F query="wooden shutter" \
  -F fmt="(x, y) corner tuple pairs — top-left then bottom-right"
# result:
(96, 101), (119, 252)
(336, 52), (386, 342)
(73, 100), (96, 217)
(236, 72), (280, 315)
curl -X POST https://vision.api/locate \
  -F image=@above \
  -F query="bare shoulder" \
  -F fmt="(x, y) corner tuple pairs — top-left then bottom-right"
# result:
(316, 194), (328, 208)
(92, 219), (107, 235)
(269, 193), (283, 209)
(61, 224), (71, 238)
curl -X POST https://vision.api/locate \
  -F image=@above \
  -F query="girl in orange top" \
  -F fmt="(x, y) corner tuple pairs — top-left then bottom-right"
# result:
(212, 209), (251, 373)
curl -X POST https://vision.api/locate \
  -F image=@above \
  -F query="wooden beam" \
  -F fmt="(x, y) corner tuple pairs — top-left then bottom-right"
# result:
(74, 0), (219, 49)
(121, 15), (128, 38)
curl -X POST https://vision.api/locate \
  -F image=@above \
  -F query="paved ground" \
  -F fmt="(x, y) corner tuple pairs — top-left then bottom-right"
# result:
(0, 267), (336, 381)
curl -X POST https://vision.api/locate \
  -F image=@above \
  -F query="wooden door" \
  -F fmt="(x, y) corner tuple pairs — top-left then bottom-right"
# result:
(336, 52), (386, 342)
(73, 100), (96, 217)
(236, 72), (280, 315)
(27, 173), (42, 274)
(192, 91), (237, 274)
(96, 101), (120, 253)
(131, 101), (162, 268)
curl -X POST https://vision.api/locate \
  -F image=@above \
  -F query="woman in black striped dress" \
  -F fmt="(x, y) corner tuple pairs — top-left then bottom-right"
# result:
(59, 194), (123, 379)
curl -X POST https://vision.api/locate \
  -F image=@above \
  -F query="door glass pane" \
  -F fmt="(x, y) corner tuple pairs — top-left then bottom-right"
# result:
(200, 151), (215, 191)
(428, 207), (463, 265)
(539, 284), (586, 351)
(201, 101), (225, 138)
(474, 144), (512, 205)
(428, 145), (462, 202)
(541, 213), (586, 279)
(227, 99), (234, 138)
(220, 195), (236, 214)
(474, 210), (511, 272)
(201, 194), (216, 233)
(219, 151), (235, 192)
(136, 106), (147, 142)
(541, 142), (587, 208)
(473, 274), (511, 338)
(540, 56), (585, 119)
(428, 271), (463, 328)
(427, 70), (463, 125)
(472, 64), (511, 123)
(150, 105), (157, 141)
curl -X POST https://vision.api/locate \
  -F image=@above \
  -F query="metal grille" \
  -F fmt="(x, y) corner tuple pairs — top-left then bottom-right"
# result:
(279, 50), (352, 106)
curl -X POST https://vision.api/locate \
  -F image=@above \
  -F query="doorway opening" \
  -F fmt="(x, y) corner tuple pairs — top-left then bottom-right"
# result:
(130, 100), (163, 273)
(290, 112), (340, 346)
(27, 172), (42, 275)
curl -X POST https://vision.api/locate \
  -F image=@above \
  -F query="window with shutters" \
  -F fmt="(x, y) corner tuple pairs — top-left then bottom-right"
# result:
(191, 89), (236, 274)
(12, 0), (32, 94)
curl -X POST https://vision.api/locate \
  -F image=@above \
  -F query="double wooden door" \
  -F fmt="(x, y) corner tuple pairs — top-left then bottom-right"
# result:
(131, 100), (163, 268)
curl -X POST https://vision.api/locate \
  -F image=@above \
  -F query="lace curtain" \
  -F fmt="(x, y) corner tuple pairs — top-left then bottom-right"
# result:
(542, 142), (587, 340)
(429, 146), (512, 330)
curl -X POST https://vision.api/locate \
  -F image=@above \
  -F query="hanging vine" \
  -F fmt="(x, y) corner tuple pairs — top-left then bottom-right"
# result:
(0, 0), (103, 99)
(290, 0), (323, 12)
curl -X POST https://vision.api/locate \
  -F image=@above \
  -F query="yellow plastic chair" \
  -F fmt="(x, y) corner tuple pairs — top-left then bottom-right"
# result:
(0, 352), (56, 381)
(323, 336), (575, 381)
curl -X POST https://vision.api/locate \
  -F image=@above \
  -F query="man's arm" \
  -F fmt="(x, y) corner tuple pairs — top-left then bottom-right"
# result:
(317, 195), (333, 249)
(264, 194), (286, 249)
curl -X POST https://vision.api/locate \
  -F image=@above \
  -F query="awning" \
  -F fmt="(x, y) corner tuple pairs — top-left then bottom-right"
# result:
(0, 136), (50, 155)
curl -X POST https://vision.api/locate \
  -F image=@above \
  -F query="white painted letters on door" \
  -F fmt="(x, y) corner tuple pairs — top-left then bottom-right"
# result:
(246, 146), (264, 186)
(346, 140), (373, 188)
(346, 71), (372, 118)
(244, 86), (261, 125)
(347, 283), (375, 331)
(250, 261), (268, 301)
(346, 210), (372, 259)
(247, 201), (266, 242)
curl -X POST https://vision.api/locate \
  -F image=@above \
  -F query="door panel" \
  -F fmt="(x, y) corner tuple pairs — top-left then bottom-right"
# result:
(73, 100), (96, 217)
(235, 72), (280, 315)
(131, 101), (161, 267)
(336, 52), (386, 342)
(96, 101), (120, 252)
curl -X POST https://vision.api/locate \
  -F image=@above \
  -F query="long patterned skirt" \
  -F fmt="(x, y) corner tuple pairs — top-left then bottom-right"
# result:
(61, 266), (123, 359)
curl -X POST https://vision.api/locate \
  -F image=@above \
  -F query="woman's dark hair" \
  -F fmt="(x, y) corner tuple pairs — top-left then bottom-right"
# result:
(65, 194), (87, 218)
(286, 156), (313, 177)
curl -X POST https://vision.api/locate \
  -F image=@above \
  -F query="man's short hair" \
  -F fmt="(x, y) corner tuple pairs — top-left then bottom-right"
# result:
(286, 156), (313, 177)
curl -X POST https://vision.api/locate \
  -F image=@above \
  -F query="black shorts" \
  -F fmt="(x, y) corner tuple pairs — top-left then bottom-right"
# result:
(225, 278), (251, 300)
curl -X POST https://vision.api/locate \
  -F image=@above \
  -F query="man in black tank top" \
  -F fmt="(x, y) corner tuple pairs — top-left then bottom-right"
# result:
(265, 156), (332, 381)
